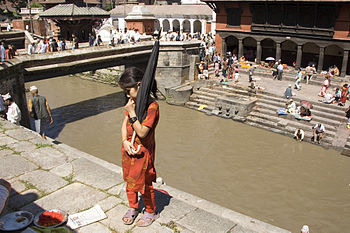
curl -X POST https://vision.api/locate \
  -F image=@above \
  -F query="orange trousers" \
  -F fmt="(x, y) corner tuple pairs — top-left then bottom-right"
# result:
(126, 183), (156, 213)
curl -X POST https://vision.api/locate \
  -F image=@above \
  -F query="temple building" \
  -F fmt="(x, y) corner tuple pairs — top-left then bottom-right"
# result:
(110, 4), (214, 35)
(203, 0), (350, 76)
(39, 2), (109, 41)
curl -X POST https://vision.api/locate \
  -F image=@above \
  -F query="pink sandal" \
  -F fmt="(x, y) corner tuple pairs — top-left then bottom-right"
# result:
(136, 212), (159, 227)
(122, 209), (139, 225)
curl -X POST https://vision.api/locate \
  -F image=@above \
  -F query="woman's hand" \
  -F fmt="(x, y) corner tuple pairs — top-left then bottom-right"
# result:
(124, 99), (136, 116)
(123, 140), (135, 155)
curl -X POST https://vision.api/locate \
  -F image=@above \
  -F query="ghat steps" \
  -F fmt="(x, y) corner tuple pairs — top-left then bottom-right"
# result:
(186, 83), (348, 153)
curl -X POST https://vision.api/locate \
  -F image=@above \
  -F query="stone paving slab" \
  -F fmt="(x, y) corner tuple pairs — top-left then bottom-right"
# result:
(157, 197), (197, 224)
(100, 204), (134, 233)
(0, 120), (18, 130)
(176, 208), (237, 233)
(5, 128), (37, 141)
(8, 179), (27, 197)
(50, 162), (73, 178)
(0, 149), (13, 157)
(97, 196), (123, 212)
(72, 158), (123, 190)
(8, 189), (41, 210)
(132, 221), (173, 233)
(23, 183), (108, 214)
(21, 146), (67, 170)
(8, 141), (37, 153)
(18, 170), (68, 194)
(0, 135), (18, 146)
(0, 154), (37, 179)
(77, 222), (112, 233)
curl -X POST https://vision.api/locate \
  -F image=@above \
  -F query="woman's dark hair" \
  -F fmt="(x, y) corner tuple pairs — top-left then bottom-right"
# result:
(118, 67), (158, 99)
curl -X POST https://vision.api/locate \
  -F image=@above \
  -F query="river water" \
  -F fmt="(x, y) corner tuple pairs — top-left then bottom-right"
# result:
(26, 75), (350, 233)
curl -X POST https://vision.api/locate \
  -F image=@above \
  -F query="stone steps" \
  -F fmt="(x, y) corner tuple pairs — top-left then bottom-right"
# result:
(252, 105), (338, 132)
(248, 111), (335, 138)
(190, 94), (216, 103)
(185, 101), (215, 114)
(246, 115), (333, 146)
(257, 98), (346, 123)
(254, 102), (342, 128)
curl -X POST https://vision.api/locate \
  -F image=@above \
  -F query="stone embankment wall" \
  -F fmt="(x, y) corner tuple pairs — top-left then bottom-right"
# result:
(0, 60), (30, 127)
(0, 118), (290, 233)
(0, 31), (25, 49)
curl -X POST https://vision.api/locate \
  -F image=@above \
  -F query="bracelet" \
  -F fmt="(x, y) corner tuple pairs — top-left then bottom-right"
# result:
(122, 138), (127, 143)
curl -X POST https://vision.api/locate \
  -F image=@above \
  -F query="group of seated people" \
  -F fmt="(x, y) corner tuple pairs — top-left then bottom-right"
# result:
(277, 99), (312, 121)
(294, 123), (325, 143)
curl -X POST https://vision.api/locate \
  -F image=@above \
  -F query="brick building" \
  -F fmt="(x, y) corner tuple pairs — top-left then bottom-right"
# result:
(204, 0), (350, 76)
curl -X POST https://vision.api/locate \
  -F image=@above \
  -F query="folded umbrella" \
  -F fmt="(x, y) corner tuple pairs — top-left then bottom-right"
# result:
(130, 30), (161, 154)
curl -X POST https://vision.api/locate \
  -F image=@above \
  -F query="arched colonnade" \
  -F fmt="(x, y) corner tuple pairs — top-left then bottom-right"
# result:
(154, 18), (206, 34)
(224, 35), (350, 76)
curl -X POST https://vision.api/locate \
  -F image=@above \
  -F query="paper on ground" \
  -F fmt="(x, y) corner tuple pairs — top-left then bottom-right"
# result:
(66, 205), (107, 229)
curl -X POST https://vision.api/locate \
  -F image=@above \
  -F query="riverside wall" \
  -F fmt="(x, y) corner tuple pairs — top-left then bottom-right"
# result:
(0, 118), (290, 233)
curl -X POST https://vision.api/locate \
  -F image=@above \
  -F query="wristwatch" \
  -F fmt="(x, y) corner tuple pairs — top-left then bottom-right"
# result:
(129, 117), (137, 124)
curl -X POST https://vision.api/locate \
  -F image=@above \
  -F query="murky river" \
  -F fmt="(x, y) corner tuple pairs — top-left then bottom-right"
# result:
(26, 76), (350, 233)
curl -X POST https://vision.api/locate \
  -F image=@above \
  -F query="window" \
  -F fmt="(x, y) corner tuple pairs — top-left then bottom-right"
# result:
(226, 8), (241, 26)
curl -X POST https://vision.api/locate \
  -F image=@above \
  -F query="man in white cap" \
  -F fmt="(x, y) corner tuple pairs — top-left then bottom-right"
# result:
(28, 86), (53, 139)
(2, 93), (21, 125)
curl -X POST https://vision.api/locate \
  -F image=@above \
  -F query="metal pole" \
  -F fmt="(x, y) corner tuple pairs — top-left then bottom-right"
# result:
(28, 0), (33, 33)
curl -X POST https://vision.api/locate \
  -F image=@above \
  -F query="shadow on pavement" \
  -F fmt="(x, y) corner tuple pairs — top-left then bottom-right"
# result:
(5, 187), (77, 232)
(28, 91), (126, 139)
(138, 189), (172, 214)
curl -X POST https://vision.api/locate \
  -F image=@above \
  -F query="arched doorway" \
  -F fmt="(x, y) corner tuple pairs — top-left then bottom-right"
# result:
(281, 40), (297, 66)
(301, 42), (319, 68)
(163, 19), (170, 32)
(193, 20), (201, 33)
(324, 45), (343, 71)
(243, 37), (257, 61)
(261, 38), (276, 61)
(183, 20), (190, 33)
(225, 36), (238, 57)
(172, 19), (180, 32)
(154, 19), (160, 31)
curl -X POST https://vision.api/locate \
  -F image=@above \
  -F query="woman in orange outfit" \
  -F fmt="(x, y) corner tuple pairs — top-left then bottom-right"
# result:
(119, 67), (159, 227)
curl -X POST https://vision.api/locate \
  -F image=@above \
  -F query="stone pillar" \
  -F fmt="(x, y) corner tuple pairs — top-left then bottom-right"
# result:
(256, 41), (262, 64)
(190, 20), (194, 34)
(296, 45), (302, 68)
(179, 19), (184, 32)
(341, 50), (349, 77)
(275, 42), (281, 61)
(222, 36), (227, 56)
(238, 39), (243, 58)
(201, 20), (206, 34)
(169, 18), (173, 32)
(317, 47), (325, 72)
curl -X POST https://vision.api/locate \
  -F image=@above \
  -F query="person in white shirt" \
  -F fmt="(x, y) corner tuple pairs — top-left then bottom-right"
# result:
(2, 93), (21, 125)
(312, 123), (325, 143)
(294, 129), (305, 142)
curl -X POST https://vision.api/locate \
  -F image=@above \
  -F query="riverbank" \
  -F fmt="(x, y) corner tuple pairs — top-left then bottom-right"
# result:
(0, 118), (289, 233)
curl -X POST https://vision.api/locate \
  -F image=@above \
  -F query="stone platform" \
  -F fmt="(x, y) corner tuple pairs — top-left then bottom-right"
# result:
(0, 118), (289, 233)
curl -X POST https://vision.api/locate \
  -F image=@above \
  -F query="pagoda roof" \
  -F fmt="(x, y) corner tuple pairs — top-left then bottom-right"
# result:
(39, 4), (110, 18)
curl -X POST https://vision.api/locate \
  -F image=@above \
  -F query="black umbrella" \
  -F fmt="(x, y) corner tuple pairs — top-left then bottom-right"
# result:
(131, 30), (161, 153)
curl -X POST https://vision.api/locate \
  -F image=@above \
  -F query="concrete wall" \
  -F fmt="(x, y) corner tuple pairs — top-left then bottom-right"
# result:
(0, 31), (25, 49)
(0, 61), (30, 128)
(156, 41), (201, 92)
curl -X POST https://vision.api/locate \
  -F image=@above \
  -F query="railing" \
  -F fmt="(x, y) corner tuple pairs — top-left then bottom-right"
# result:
(251, 24), (334, 38)
(20, 8), (43, 15)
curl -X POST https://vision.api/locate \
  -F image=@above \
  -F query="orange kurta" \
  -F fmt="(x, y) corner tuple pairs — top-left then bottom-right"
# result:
(122, 101), (159, 194)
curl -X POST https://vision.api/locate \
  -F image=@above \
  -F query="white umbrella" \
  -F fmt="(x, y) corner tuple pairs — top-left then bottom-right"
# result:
(265, 57), (275, 61)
